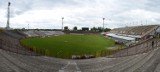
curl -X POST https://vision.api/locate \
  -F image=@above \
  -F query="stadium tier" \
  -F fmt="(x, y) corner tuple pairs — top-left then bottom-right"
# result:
(0, 42), (160, 72)
(106, 25), (160, 46)
(23, 31), (65, 37)
(109, 25), (158, 35)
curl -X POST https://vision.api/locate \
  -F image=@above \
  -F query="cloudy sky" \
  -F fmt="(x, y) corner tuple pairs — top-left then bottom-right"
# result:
(0, 0), (160, 29)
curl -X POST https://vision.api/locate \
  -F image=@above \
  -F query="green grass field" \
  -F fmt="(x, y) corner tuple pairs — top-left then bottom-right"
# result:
(20, 34), (115, 59)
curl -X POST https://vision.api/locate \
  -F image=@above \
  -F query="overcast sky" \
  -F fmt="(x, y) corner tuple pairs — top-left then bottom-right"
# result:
(0, 0), (160, 29)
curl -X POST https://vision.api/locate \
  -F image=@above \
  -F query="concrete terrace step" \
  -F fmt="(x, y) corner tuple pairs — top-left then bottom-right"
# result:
(77, 54), (139, 72)
(0, 49), (28, 72)
(0, 47), (160, 72)
(134, 48), (160, 72)
(7, 52), (63, 72)
(104, 52), (148, 72)
(122, 48), (159, 72)
(154, 61), (160, 72)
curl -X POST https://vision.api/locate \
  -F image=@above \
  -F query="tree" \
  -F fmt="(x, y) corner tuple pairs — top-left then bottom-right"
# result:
(82, 27), (89, 31)
(104, 28), (111, 32)
(97, 27), (103, 32)
(91, 27), (110, 32)
(73, 26), (77, 31)
(91, 27), (97, 31)
(22, 28), (25, 30)
(64, 26), (69, 31)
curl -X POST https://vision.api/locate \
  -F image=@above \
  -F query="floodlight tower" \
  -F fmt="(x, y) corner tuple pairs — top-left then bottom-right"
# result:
(62, 17), (64, 31)
(6, 2), (11, 29)
(102, 18), (105, 32)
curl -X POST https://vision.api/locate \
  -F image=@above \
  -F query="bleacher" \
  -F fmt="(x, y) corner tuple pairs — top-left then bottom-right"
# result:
(0, 31), (36, 55)
(23, 31), (39, 37)
(107, 25), (159, 45)
(0, 41), (159, 72)
(110, 25), (158, 36)
(23, 31), (64, 37)
(3, 31), (26, 39)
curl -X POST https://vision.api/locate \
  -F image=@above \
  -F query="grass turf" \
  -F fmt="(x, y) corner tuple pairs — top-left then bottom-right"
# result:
(20, 34), (115, 58)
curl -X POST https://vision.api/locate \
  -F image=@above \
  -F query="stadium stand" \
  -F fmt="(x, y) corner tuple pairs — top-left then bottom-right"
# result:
(0, 43), (159, 72)
(23, 31), (39, 37)
(23, 31), (64, 37)
(0, 30), (65, 55)
(0, 31), (36, 55)
(106, 25), (160, 46)
(3, 30), (26, 39)
(67, 31), (100, 35)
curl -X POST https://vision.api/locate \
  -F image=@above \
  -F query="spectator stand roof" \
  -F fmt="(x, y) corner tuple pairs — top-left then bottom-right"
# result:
(110, 25), (159, 36)
(116, 34), (141, 38)
(106, 33), (135, 41)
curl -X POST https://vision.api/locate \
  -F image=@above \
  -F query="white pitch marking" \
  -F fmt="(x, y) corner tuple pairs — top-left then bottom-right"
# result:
(61, 61), (70, 70)
(59, 61), (81, 72)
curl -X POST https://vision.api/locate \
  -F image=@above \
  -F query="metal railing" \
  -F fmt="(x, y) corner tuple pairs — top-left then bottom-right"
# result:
(107, 38), (160, 58)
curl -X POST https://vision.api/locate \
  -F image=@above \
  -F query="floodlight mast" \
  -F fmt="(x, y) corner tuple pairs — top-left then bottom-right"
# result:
(6, 2), (11, 29)
(103, 18), (105, 32)
(62, 17), (64, 31)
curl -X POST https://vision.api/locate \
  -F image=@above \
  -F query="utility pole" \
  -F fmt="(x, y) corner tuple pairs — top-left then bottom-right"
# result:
(62, 17), (64, 31)
(103, 18), (105, 32)
(6, 2), (11, 29)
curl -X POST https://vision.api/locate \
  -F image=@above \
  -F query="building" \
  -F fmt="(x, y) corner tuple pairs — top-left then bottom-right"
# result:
(82, 27), (89, 31)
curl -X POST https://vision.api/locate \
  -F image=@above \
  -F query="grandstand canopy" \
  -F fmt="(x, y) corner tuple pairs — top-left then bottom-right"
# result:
(116, 34), (141, 38)
(106, 33), (135, 41)
(110, 25), (158, 36)
(127, 35), (141, 38)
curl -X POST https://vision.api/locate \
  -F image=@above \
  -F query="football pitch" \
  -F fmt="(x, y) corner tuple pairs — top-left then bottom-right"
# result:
(20, 34), (115, 59)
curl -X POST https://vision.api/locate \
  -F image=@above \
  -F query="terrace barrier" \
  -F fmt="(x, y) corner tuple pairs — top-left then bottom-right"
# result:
(107, 38), (160, 58)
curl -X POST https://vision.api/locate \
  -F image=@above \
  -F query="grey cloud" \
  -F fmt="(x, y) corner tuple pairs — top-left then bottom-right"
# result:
(1, 0), (160, 29)
(145, 0), (160, 12)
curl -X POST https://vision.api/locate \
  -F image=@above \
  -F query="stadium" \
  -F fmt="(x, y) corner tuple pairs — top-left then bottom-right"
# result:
(1, 1), (160, 72)
(1, 24), (160, 72)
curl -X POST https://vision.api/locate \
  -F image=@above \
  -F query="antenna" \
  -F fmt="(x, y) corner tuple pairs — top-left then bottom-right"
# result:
(6, 2), (11, 29)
